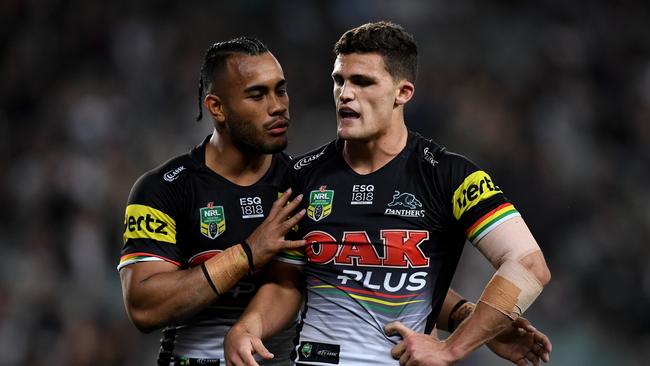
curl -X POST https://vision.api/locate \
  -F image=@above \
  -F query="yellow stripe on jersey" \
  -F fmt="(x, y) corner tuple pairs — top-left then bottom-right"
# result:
(452, 170), (503, 220)
(123, 204), (176, 244)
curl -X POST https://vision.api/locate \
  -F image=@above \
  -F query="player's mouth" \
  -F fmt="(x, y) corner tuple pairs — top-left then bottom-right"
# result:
(266, 119), (289, 136)
(338, 107), (360, 122)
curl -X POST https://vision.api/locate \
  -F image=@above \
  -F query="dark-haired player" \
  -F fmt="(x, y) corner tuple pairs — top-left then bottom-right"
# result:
(118, 37), (306, 365)
(226, 22), (551, 366)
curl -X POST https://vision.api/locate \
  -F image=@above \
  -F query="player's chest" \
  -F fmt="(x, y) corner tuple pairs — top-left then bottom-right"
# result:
(179, 181), (282, 254)
(298, 171), (437, 234)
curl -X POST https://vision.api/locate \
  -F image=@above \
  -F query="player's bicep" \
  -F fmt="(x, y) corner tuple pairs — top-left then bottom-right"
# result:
(119, 261), (180, 309)
(475, 216), (541, 268)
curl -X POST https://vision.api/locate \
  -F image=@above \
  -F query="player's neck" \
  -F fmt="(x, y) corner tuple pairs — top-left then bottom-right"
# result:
(343, 123), (408, 175)
(205, 132), (272, 186)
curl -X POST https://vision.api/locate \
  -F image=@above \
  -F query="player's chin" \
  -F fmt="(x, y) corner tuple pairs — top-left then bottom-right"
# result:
(262, 136), (288, 153)
(337, 126), (366, 141)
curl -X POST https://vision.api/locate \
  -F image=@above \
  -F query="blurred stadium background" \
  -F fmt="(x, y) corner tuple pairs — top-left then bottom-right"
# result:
(1, 0), (649, 365)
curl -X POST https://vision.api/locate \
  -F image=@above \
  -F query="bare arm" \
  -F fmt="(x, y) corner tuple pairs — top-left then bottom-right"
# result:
(120, 261), (218, 333)
(386, 217), (551, 365)
(225, 260), (304, 366)
(435, 288), (473, 333)
(436, 217), (551, 362)
(120, 190), (306, 333)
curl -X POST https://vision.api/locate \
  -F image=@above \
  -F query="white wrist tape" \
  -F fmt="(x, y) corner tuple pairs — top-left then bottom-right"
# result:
(478, 258), (543, 320)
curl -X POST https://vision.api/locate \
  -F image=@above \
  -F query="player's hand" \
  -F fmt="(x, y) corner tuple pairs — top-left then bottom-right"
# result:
(385, 321), (456, 366)
(487, 317), (552, 366)
(224, 325), (273, 366)
(246, 188), (306, 268)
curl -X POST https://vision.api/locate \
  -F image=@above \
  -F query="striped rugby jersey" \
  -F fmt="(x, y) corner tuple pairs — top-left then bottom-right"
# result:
(278, 131), (520, 366)
(118, 135), (295, 365)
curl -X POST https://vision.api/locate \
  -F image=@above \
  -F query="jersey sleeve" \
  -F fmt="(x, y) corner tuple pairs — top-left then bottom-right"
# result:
(118, 172), (184, 270)
(444, 153), (521, 245)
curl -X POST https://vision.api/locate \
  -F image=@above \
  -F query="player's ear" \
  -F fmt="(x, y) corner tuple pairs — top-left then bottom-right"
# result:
(204, 93), (226, 124)
(394, 79), (414, 106)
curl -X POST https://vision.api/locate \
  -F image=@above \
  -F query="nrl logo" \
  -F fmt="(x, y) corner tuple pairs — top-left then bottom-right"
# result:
(308, 186), (334, 222)
(199, 202), (226, 239)
(301, 343), (313, 358)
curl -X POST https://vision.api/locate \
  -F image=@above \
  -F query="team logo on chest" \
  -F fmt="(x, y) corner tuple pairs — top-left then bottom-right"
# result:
(200, 202), (226, 239)
(308, 185), (334, 222)
(385, 190), (425, 217)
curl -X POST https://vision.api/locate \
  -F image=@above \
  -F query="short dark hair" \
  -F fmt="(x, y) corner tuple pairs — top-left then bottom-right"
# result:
(334, 21), (418, 83)
(196, 36), (269, 121)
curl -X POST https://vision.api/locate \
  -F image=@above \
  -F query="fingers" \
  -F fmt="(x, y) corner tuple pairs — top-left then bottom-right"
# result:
(384, 321), (415, 339)
(533, 330), (552, 354)
(399, 350), (410, 366)
(268, 188), (294, 217)
(283, 239), (307, 250)
(281, 208), (306, 233)
(390, 341), (406, 359)
(252, 338), (274, 360)
(271, 189), (303, 219)
(429, 325), (440, 340)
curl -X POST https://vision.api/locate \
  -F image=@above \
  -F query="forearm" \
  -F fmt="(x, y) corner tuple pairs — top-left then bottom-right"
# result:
(121, 245), (250, 332)
(437, 289), (477, 333)
(442, 301), (511, 361)
(233, 261), (303, 339)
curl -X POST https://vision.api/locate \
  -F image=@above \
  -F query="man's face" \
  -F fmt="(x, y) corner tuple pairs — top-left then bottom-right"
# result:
(331, 53), (399, 141)
(219, 52), (289, 154)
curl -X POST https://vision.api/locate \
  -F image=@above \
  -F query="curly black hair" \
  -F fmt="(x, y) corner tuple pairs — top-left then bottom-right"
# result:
(334, 21), (418, 82)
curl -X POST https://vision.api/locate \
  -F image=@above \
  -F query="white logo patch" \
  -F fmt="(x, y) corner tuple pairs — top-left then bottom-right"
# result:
(351, 184), (374, 205)
(293, 149), (326, 170)
(239, 196), (264, 219)
(384, 190), (425, 217)
(163, 166), (186, 182)
(423, 147), (438, 167)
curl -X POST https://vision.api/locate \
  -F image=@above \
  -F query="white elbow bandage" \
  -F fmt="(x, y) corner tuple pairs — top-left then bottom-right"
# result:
(478, 258), (543, 320)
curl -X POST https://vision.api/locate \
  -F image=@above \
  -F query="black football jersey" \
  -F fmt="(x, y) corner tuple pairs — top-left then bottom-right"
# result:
(118, 135), (294, 364)
(279, 131), (520, 365)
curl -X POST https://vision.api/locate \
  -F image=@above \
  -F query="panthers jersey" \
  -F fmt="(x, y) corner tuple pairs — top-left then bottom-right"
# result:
(279, 131), (520, 366)
(118, 135), (295, 365)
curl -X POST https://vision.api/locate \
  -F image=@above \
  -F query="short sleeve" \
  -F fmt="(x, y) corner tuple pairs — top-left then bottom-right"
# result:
(118, 172), (184, 270)
(444, 153), (521, 245)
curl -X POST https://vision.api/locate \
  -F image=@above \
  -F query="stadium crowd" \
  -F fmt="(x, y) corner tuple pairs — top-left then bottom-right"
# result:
(0, 1), (648, 365)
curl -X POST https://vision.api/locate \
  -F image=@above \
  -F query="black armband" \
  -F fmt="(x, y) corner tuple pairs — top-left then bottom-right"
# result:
(240, 240), (255, 276)
(448, 299), (468, 333)
(201, 262), (220, 296)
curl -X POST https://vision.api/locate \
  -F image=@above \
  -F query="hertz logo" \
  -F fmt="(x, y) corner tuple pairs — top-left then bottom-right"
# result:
(452, 170), (502, 220)
(123, 204), (176, 244)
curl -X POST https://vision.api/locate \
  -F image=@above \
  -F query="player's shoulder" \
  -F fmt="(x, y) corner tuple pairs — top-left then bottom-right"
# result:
(290, 139), (337, 173)
(129, 150), (198, 202)
(408, 131), (478, 171)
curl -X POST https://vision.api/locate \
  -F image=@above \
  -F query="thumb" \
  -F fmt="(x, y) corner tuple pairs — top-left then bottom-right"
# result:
(429, 325), (440, 340)
(252, 338), (274, 360)
(385, 321), (415, 338)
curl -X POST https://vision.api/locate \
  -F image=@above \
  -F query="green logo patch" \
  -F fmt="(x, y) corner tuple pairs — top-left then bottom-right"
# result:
(200, 202), (225, 239)
(308, 186), (334, 221)
(301, 343), (313, 358)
